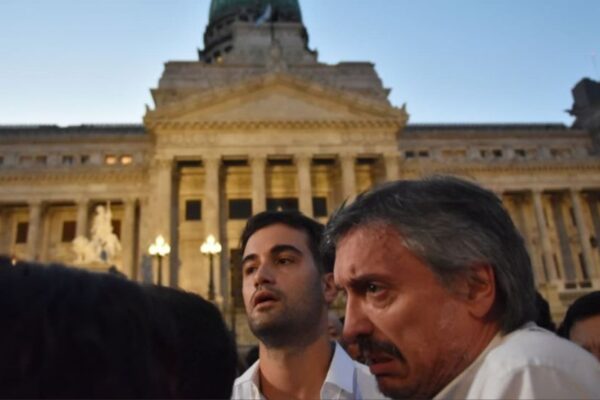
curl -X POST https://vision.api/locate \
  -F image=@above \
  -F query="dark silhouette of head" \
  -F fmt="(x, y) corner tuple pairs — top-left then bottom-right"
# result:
(0, 258), (238, 398)
(0, 257), (177, 398)
(144, 285), (238, 399)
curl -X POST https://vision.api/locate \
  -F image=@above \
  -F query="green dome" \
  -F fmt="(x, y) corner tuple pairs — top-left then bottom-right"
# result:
(209, 0), (302, 23)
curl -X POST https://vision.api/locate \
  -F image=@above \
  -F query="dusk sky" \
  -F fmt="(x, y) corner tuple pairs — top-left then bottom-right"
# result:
(0, 0), (598, 126)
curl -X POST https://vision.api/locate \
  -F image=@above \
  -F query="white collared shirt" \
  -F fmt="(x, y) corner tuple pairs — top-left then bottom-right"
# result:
(231, 342), (385, 400)
(434, 323), (600, 399)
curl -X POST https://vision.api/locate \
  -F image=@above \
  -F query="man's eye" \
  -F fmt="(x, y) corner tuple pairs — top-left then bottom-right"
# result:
(366, 283), (382, 294)
(243, 266), (256, 276)
(277, 257), (293, 265)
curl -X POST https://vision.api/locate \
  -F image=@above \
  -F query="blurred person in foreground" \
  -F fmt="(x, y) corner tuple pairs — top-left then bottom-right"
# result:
(0, 257), (236, 399)
(324, 176), (600, 399)
(232, 211), (383, 400)
(558, 291), (600, 362)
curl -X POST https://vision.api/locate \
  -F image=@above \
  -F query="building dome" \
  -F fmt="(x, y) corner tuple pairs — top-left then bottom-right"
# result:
(209, 0), (302, 24)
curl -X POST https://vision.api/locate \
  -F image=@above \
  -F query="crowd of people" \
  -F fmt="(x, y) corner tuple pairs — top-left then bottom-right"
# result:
(0, 176), (599, 399)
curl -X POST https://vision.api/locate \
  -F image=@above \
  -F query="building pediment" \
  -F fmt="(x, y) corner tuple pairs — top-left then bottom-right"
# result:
(144, 73), (407, 130)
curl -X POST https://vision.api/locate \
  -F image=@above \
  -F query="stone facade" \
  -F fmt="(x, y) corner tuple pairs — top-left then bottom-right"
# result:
(1, 1), (600, 345)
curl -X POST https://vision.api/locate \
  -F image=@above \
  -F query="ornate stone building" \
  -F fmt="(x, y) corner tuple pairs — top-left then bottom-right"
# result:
(1, 0), (600, 343)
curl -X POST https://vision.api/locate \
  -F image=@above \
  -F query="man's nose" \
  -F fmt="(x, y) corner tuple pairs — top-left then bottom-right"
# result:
(253, 262), (275, 288)
(342, 295), (373, 343)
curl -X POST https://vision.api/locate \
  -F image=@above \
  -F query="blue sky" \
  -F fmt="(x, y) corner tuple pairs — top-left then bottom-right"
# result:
(0, 0), (598, 126)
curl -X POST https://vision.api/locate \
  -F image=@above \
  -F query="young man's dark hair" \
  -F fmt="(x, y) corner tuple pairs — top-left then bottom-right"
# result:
(144, 285), (238, 399)
(558, 291), (600, 338)
(240, 210), (328, 273)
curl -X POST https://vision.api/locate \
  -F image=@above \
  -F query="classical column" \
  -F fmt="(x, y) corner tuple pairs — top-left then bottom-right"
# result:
(26, 200), (42, 261)
(75, 198), (89, 238)
(250, 155), (267, 215)
(122, 198), (137, 280)
(384, 153), (400, 182)
(532, 190), (557, 281)
(296, 154), (313, 217)
(203, 155), (222, 303)
(0, 209), (9, 254)
(570, 189), (596, 280)
(151, 158), (174, 286)
(340, 153), (357, 202)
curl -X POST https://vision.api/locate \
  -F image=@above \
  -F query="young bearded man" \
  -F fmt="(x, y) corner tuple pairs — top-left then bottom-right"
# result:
(231, 211), (382, 400)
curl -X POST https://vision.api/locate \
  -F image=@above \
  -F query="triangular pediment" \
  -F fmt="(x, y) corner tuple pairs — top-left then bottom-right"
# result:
(145, 73), (407, 127)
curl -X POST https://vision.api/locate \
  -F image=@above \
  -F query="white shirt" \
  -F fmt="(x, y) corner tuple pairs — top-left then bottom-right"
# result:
(231, 342), (385, 400)
(435, 323), (600, 399)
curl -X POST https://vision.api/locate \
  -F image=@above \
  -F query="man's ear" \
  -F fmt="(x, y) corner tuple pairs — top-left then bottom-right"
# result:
(463, 264), (496, 319)
(322, 272), (339, 305)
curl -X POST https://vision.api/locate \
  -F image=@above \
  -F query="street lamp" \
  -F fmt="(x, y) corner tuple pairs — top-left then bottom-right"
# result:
(149, 235), (170, 286)
(200, 234), (221, 301)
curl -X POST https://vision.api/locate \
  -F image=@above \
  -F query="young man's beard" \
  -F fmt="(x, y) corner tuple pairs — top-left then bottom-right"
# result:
(249, 279), (325, 349)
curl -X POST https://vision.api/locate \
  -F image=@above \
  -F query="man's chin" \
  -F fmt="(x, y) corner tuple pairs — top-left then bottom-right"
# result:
(375, 375), (422, 400)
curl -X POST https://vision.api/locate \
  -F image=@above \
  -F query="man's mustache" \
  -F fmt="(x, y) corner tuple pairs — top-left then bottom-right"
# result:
(357, 336), (404, 362)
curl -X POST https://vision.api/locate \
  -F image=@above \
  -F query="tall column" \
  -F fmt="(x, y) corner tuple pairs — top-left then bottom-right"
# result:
(151, 158), (174, 286)
(532, 190), (557, 282)
(75, 198), (89, 238)
(26, 200), (42, 261)
(296, 154), (313, 217)
(340, 153), (357, 202)
(0, 209), (9, 254)
(203, 155), (222, 303)
(570, 189), (597, 280)
(122, 198), (137, 280)
(384, 153), (400, 182)
(250, 155), (266, 215)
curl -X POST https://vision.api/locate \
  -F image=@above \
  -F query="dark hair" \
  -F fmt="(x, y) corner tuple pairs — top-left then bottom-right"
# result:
(144, 285), (238, 399)
(240, 210), (327, 273)
(0, 257), (177, 398)
(323, 176), (537, 333)
(558, 291), (600, 338)
(534, 291), (556, 332)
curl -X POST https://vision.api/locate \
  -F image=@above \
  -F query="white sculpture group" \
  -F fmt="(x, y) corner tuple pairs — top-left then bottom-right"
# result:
(72, 204), (122, 265)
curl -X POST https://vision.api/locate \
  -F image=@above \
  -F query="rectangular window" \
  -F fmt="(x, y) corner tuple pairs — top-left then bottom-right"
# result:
(111, 219), (121, 240)
(312, 197), (328, 218)
(19, 156), (32, 165)
(0, 156), (3, 165)
(230, 249), (244, 308)
(120, 155), (133, 165)
(405, 151), (415, 159)
(417, 150), (430, 158)
(62, 155), (74, 165)
(35, 156), (47, 165)
(229, 199), (252, 220)
(267, 198), (299, 212)
(105, 155), (118, 165)
(61, 221), (77, 242)
(185, 200), (202, 221)
(15, 222), (28, 244)
(80, 155), (90, 164)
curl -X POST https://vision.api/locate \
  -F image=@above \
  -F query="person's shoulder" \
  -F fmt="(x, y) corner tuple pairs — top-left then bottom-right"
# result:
(488, 324), (597, 369)
(473, 324), (600, 398)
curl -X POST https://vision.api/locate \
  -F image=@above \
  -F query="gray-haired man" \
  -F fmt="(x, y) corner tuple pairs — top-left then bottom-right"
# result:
(324, 176), (600, 399)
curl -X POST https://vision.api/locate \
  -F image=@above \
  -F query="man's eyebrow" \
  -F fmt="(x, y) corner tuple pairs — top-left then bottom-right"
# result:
(347, 273), (388, 288)
(270, 244), (303, 256)
(240, 253), (258, 266)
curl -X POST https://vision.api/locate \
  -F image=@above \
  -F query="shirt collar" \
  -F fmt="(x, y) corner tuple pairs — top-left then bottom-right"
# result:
(323, 342), (356, 395)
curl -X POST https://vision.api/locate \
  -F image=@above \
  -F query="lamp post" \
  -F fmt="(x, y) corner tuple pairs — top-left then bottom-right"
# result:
(149, 235), (170, 286)
(200, 234), (221, 301)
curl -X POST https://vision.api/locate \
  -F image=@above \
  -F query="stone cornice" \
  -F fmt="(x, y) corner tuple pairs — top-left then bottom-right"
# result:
(401, 159), (600, 174)
(0, 167), (147, 184)
(148, 119), (404, 131)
